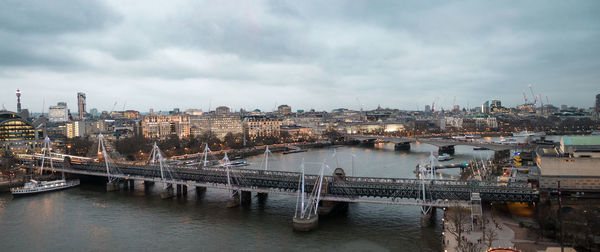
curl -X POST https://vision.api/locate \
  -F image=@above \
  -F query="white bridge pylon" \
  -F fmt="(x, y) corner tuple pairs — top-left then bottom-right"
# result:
(150, 142), (178, 191)
(39, 136), (54, 175)
(419, 152), (438, 215)
(294, 159), (327, 220)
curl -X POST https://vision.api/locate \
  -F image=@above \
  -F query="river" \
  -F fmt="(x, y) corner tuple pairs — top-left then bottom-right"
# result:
(0, 142), (505, 251)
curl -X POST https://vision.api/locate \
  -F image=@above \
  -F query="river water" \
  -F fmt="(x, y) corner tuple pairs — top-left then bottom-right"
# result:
(1, 142), (501, 251)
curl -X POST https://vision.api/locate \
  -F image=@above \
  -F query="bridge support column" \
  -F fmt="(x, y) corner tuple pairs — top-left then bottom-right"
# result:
(176, 184), (183, 197)
(106, 181), (120, 192)
(439, 145), (455, 155)
(127, 180), (134, 190)
(293, 215), (318, 232)
(226, 191), (240, 208)
(144, 181), (154, 188)
(182, 185), (188, 196)
(160, 184), (174, 199)
(257, 192), (268, 201)
(241, 191), (251, 205)
(196, 186), (206, 196)
(420, 207), (436, 226)
(394, 141), (411, 151)
(318, 201), (349, 215)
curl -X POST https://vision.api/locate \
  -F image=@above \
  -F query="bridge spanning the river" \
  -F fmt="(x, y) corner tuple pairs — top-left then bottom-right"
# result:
(16, 135), (539, 231)
(345, 134), (531, 155)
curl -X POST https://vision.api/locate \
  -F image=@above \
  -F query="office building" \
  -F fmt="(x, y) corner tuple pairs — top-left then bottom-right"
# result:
(77, 92), (86, 120)
(190, 114), (243, 139)
(66, 121), (86, 138)
(278, 105), (292, 115)
(0, 111), (38, 152)
(48, 102), (68, 122)
(142, 114), (190, 139)
(481, 101), (490, 114)
(215, 106), (230, 115)
(245, 117), (281, 139)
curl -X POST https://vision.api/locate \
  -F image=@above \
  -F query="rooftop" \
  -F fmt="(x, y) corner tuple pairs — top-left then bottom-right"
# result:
(561, 136), (600, 146)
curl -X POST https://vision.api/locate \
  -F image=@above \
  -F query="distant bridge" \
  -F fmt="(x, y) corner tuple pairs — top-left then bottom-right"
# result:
(345, 134), (532, 153)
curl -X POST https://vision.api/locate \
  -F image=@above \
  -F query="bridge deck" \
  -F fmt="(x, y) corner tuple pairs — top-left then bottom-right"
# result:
(20, 159), (539, 205)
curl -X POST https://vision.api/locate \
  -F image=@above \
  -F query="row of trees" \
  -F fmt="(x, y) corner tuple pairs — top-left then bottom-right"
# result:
(114, 130), (320, 160)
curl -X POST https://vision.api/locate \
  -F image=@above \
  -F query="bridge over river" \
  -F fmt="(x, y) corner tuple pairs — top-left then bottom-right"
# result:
(345, 134), (532, 159)
(16, 135), (539, 231)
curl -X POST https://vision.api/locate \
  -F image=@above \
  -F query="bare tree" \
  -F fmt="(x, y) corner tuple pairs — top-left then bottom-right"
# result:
(446, 207), (470, 250)
(481, 218), (498, 249)
(458, 241), (480, 252)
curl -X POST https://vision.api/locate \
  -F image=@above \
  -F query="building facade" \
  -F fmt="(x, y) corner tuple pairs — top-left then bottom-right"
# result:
(0, 111), (39, 152)
(48, 102), (68, 123)
(77, 92), (86, 120)
(142, 114), (190, 139)
(245, 117), (281, 139)
(190, 114), (243, 139)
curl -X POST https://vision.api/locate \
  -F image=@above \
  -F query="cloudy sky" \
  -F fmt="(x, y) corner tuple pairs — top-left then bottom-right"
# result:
(1, 0), (599, 113)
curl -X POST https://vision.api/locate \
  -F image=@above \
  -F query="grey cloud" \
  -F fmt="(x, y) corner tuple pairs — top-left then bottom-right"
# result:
(0, 0), (599, 111)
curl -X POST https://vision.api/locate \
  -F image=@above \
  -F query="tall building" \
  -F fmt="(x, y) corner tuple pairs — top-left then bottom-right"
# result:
(596, 94), (600, 117)
(481, 101), (490, 114)
(77, 92), (86, 120)
(424, 105), (431, 113)
(215, 106), (230, 115)
(277, 105), (292, 115)
(66, 121), (86, 138)
(48, 102), (68, 122)
(16, 89), (22, 113)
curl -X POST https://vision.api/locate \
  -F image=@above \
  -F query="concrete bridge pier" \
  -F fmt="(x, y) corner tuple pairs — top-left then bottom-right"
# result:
(293, 215), (318, 232)
(106, 181), (120, 192)
(257, 192), (268, 201)
(394, 141), (411, 151)
(318, 201), (349, 215)
(144, 181), (154, 188)
(182, 185), (188, 196)
(420, 207), (436, 227)
(439, 145), (455, 155)
(175, 184), (183, 197)
(195, 186), (206, 197)
(226, 190), (241, 208)
(160, 184), (174, 199)
(127, 180), (134, 190)
(240, 191), (251, 205)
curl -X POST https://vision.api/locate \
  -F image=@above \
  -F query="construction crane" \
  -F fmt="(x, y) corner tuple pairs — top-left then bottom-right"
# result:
(522, 92), (528, 104)
(122, 101), (127, 111)
(528, 84), (537, 111)
(110, 101), (117, 113)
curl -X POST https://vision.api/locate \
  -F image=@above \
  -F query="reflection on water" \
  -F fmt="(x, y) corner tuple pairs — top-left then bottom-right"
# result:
(0, 144), (495, 251)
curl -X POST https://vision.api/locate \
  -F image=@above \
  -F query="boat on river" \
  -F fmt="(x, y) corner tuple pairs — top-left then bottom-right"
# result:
(512, 130), (546, 137)
(437, 153), (453, 161)
(11, 179), (80, 196)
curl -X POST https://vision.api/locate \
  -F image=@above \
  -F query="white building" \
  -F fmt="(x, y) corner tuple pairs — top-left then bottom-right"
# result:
(48, 102), (68, 122)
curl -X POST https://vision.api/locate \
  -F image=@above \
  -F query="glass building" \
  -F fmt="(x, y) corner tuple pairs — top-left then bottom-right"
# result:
(0, 111), (38, 152)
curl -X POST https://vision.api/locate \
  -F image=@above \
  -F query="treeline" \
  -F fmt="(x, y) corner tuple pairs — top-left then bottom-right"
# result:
(115, 131), (312, 160)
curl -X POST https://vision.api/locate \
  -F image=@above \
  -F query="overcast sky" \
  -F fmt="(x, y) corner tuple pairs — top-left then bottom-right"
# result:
(1, 0), (599, 113)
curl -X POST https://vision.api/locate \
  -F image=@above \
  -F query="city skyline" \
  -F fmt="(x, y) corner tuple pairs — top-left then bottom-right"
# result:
(1, 1), (600, 112)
